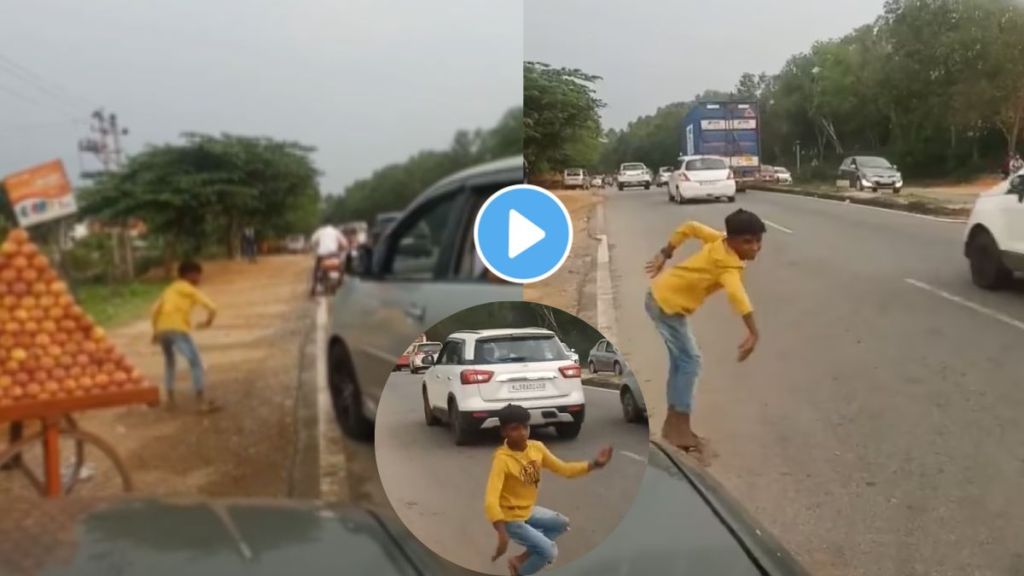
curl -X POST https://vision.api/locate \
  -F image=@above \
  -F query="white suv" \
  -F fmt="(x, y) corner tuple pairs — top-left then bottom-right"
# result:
(419, 328), (586, 445)
(617, 162), (652, 190)
(965, 170), (1024, 289)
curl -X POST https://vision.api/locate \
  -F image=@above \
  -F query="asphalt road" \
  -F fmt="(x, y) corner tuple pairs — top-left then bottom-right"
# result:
(601, 185), (1024, 576)
(374, 372), (649, 575)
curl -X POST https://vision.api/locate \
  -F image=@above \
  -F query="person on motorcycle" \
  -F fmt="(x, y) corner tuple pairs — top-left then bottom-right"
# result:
(1010, 153), (1024, 177)
(310, 224), (349, 297)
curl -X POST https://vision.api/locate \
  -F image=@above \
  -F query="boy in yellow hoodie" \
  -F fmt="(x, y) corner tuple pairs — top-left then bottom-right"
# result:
(151, 260), (220, 413)
(485, 404), (613, 575)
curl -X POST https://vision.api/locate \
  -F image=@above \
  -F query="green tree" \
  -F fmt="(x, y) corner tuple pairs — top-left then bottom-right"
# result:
(523, 62), (605, 174)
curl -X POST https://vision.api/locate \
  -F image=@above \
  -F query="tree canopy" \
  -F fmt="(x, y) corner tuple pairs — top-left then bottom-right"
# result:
(323, 106), (522, 224)
(524, 62), (605, 173)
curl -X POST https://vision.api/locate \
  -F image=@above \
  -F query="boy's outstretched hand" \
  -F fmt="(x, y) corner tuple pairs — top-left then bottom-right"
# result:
(592, 445), (614, 469)
(737, 333), (758, 362)
(644, 253), (667, 278)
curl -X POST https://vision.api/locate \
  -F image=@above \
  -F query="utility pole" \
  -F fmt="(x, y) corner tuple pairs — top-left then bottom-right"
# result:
(794, 140), (802, 177)
(78, 108), (132, 280)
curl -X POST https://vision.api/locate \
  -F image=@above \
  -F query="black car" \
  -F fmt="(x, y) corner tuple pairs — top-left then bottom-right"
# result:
(9, 441), (809, 576)
(837, 156), (903, 194)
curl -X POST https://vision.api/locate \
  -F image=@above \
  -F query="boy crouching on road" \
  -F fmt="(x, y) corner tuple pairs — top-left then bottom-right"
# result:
(644, 209), (766, 454)
(485, 404), (613, 576)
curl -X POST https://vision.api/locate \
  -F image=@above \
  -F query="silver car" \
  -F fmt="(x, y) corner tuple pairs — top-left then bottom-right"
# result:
(588, 338), (624, 375)
(619, 367), (648, 424)
(326, 157), (524, 440)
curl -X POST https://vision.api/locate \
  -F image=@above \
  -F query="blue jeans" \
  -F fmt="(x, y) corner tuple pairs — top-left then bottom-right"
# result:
(505, 506), (570, 575)
(645, 291), (702, 414)
(159, 331), (205, 395)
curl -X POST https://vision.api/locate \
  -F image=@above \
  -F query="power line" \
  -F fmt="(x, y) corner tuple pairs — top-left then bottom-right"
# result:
(0, 51), (96, 112)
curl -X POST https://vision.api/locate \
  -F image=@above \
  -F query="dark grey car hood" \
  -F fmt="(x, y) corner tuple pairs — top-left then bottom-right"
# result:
(859, 167), (900, 177)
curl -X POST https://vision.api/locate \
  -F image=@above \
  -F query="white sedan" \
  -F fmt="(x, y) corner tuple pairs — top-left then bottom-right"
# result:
(668, 155), (737, 203)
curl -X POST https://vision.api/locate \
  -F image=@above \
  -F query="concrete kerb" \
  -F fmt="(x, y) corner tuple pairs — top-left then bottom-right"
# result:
(593, 201), (620, 346)
(756, 183), (970, 221)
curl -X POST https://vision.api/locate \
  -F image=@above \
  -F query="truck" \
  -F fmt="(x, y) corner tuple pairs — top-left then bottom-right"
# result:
(681, 101), (761, 192)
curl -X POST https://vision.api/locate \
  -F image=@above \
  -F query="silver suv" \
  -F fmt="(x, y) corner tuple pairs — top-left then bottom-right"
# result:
(327, 157), (523, 440)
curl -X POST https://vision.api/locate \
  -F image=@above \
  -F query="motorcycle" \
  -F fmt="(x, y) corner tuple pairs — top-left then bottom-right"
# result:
(317, 254), (345, 296)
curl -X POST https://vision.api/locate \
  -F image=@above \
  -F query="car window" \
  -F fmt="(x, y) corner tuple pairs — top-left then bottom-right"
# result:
(597, 341), (607, 353)
(621, 163), (645, 171)
(857, 156), (893, 169)
(472, 335), (569, 364)
(419, 343), (442, 356)
(438, 340), (463, 365)
(685, 158), (728, 171)
(387, 193), (460, 280)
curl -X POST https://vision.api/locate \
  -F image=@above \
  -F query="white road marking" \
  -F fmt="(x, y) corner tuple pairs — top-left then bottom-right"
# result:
(766, 190), (968, 223)
(620, 451), (646, 463)
(583, 384), (619, 394)
(905, 278), (1024, 331)
(763, 219), (794, 234)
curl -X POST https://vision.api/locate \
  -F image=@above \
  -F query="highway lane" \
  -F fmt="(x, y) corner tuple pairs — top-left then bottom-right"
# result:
(602, 186), (1024, 576)
(374, 372), (649, 575)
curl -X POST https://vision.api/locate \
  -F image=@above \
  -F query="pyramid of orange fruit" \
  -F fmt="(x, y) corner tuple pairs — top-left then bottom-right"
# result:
(0, 228), (151, 408)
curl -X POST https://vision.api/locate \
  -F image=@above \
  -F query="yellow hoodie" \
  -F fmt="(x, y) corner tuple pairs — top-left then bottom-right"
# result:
(484, 439), (590, 523)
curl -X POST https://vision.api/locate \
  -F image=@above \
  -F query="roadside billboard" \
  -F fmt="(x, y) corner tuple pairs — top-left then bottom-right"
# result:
(2, 159), (77, 227)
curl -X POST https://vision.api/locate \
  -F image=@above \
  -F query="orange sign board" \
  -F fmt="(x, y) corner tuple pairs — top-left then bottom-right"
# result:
(2, 159), (77, 227)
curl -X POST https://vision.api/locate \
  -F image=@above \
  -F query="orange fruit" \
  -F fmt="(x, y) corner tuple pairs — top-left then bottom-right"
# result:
(0, 269), (15, 283)
(111, 371), (127, 384)
(23, 321), (38, 333)
(57, 355), (73, 368)
(39, 357), (56, 370)
(95, 374), (110, 387)
(20, 268), (39, 282)
(51, 367), (67, 381)
(82, 341), (97, 354)
(68, 366), (82, 378)
(24, 383), (41, 396)
(10, 282), (27, 296)
(11, 309), (28, 322)
(10, 348), (27, 362)
(28, 308), (43, 321)
(19, 296), (36, 308)
(34, 334), (51, 347)
(49, 281), (68, 295)
(39, 319), (56, 333)
(79, 376), (94, 389)
(0, 375), (11, 388)
(0, 241), (18, 256)
(10, 256), (28, 269)
(75, 354), (90, 367)
(18, 243), (38, 258)
(31, 283), (49, 296)
(6, 229), (29, 243)
(91, 327), (106, 340)
(31, 254), (49, 269)
(47, 307), (65, 320)
(8, 386), (23, 399)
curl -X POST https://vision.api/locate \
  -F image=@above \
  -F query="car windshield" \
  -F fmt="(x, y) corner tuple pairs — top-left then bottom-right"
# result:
(774, 167), (789, 174)
(416, 343), (441, 355)
(685, 158), (728, 171)
(622, 163), (645, 171)
(473, 335), (569, 364)
(856, 157), (893, 169)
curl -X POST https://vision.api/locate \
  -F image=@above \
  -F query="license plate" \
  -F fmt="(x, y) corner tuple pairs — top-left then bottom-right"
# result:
(700, 181), (716, 186)
(510, 382), (547, 393)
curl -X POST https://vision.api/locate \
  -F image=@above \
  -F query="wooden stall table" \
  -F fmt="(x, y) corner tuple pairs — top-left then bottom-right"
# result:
(0, 387), (160, 498)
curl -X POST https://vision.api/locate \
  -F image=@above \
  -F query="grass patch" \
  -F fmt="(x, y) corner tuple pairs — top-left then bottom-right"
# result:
(75, 281), (166, 328)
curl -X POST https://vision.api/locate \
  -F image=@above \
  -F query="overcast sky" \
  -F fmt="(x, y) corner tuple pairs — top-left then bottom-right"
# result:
(525, 0), (886, 129)
(0, 0), (522, 193)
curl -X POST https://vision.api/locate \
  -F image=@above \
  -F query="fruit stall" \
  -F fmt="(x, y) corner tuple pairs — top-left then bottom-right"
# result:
(0, 228), (159, 497)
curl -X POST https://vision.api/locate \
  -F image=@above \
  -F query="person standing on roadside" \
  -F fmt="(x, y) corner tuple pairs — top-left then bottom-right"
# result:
(643, 209), (766, 455)
(241, 226), (257, 263)
(151, 260), (220, 413)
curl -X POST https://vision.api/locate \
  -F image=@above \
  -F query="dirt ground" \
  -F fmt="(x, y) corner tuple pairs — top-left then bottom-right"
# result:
(0, 255), (314, 499)
(524, 189), (603, 325)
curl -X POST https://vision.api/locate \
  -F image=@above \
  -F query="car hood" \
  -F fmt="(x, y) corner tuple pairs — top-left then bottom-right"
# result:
(860, 167), (900, 177)
(3, 499), (455, 576)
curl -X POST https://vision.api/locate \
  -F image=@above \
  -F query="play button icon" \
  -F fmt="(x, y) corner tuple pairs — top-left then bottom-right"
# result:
(474, 185), (573, 284)
(508, 209), (546, 259)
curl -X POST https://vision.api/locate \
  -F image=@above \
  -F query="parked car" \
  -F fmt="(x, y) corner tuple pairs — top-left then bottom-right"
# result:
(774, 166), (794, 184)
(619, 367), (648, 424)
(394, 344), (414, 372)
(409, 341), (442, 374)
(563, 168), (589, 190)
(19, 441), (809, 576)
(668, 155), (737, 204)
(588, 338), (624, 375)
(284, 234), (307, 253)
(560, 340), (580, 365)
(419, 328), (586, 445)
(326, 156), (523, 441)
(617, 162), (652, 190)
(964, 169), (1024, 289)
(590, 175), (604, 188)
(838, 156), (903, 193)
(656, 166), (674, 188)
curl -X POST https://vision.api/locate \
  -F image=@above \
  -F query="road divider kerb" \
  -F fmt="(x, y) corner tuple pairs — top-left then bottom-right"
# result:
(757, 184), (969, 223)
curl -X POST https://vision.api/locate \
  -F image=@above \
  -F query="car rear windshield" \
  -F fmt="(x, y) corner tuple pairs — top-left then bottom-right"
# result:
(621, 163), (645, 171)
(685, 158), (728, 171)
(565, 169), (583, 176)
(473, 335), (569, 364)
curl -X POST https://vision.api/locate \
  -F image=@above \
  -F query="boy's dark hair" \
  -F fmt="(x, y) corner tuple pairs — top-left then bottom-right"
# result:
(725, 209), (767, 237)
(178, 260), (203, 278)
(497, 404), (531, 428)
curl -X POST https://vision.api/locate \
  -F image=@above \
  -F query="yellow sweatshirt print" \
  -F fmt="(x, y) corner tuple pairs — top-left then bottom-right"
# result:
(484, 439), (590, 523)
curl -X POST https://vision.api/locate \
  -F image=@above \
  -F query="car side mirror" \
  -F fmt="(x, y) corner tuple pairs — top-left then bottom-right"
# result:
(422, 355), (435, 366)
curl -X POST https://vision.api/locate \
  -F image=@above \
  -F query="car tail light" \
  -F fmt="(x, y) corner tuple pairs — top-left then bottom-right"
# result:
(559, 365), (581, 378)
(460, 369), (494, 385)
(567, 405), (584, 413)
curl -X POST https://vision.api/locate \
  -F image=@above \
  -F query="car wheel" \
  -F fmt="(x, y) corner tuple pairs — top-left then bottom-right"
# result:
(727, 195), (737, 203)
(423, 386), (440, 426)
(894, 187), (902, 194)
(644, 184), (650, 190)
(613, 361), (623, 376)
(968, 229), (1012, 290)
(621, 388), (641, 423)
(555, 417), (583, 439)
(872, 187), (879, 193)
(617, 184), (624, 191)
(328, 342), (374, 441)
(448, 398), (472, 446)
(588, 360), (597, 374)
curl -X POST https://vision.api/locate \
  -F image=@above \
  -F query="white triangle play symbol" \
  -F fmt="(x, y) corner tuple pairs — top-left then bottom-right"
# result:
(508, 209), (546, 259)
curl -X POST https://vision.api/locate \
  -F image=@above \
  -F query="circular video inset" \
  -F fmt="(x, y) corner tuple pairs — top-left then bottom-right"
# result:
(375, 301), (649, 575)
